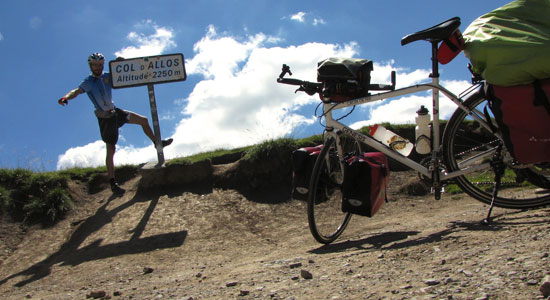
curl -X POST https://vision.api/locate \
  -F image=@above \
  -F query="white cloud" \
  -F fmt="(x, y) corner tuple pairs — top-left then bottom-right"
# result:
(313, 18), (326, 26)
(289, 12), (326, 26)
(56, 141), (157, 170)
(350, 72), (471, 130)
(164, 27), (358, 159)
(30, 17), (42, 30)
(290, 12), (306, 23)
(115, 20), (176, 58)
(0, 32), (3, 41)
(57, 141), (106, 169)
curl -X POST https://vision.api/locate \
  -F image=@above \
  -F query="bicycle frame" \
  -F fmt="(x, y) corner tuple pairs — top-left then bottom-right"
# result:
(324, 76), (498, 185)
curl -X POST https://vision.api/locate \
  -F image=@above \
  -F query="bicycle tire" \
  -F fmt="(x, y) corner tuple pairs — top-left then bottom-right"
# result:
(442, 93), (550, 209)
(307, 136), (356, 244)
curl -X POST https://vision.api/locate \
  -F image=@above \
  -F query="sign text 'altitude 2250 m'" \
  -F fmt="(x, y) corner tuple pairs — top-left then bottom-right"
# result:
(109, 53), (187, 89)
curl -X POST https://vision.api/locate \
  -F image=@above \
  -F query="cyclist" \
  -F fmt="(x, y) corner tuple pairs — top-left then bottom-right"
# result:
(58, 52), (173, 194)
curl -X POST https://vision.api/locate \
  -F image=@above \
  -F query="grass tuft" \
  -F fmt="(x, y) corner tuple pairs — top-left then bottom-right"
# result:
(0, 169), (72, 225)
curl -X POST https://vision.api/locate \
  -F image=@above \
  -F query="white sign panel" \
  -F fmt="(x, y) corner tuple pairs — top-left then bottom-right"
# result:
(109, 53), (186, 89)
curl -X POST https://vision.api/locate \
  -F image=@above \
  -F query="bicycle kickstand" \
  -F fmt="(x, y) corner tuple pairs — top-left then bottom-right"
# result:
(482, 144), (504, 225)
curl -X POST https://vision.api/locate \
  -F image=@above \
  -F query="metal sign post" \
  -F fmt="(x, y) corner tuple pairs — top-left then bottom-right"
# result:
(109, 53), (186, 166)
(147, 84), (164, 165)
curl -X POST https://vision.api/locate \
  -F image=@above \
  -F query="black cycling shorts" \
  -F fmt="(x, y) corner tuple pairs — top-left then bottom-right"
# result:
(97, 108), (130, 145)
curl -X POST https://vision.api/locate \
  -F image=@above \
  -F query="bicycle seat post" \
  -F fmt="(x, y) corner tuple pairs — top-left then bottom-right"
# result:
(429, 41), (440, 79)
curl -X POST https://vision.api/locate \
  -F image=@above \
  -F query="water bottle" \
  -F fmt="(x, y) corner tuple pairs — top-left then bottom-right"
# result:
(369, 124), (413, 156)
(415, 105), (431, 155)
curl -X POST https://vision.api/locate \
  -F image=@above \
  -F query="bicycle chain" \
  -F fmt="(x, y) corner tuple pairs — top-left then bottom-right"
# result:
(471, 181), (522, 187)
(454, 139), (525, 187)
(455, 139), (500, 158)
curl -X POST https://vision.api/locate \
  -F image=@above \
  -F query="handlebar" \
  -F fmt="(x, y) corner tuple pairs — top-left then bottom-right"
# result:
(277, 64), (396, 97)
(277, 66), (322, 95)
(276, 77), (307, 86)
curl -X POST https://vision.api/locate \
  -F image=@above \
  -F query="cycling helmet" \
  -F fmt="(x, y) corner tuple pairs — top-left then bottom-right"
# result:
(88, 52), (105, 64)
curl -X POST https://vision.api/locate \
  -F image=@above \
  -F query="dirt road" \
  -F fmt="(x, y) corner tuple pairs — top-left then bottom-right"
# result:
(1, 171), (549, 299)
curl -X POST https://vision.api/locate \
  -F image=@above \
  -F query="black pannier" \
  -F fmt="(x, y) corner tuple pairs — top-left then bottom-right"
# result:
(317, 58), (373, 102)
(291, 145), (323, 200)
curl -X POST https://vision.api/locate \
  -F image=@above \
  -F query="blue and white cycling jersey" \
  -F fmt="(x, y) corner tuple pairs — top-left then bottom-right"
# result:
(79, 73), (115, 112)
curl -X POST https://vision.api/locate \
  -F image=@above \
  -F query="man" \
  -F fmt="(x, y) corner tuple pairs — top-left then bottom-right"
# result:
(58, 52), (172, 194)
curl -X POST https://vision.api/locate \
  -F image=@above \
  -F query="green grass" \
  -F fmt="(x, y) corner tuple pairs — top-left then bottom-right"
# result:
(0, 169), (73, 225)
(167, 146), (251, 166)
(243, 138), (297, 162)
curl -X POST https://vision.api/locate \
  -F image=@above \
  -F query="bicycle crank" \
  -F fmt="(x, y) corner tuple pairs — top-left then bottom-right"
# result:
(418, 157), (448, 199)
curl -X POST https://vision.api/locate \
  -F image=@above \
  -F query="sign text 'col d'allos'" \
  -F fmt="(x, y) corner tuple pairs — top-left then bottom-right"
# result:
(109, 53), (186, 89)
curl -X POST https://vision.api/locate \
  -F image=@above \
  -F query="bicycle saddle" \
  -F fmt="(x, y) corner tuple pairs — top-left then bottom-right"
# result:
(401, 17), (461, 46)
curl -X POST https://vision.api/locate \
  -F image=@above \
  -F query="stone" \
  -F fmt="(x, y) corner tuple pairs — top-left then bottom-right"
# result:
(300, 270), (313, 280)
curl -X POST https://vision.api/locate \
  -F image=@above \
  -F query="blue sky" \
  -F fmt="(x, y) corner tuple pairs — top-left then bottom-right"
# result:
(0, 0), (510, 171)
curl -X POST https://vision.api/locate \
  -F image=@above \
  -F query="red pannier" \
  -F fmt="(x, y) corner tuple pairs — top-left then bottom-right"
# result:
(488, 78), (550, 164)
(291, 145), (323, 200)
(342, 152), (390, 217)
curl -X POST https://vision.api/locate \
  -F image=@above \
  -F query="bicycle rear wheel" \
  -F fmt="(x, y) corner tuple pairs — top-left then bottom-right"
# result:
(307, 135), (358, 244)
(443, 93), (550, 208)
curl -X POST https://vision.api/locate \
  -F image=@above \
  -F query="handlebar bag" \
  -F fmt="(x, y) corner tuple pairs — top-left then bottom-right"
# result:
(342, 152), (389, 217)
(488, 78), (550, 164)
(317, 58), (373, 102)
(291, 145), (323, 200)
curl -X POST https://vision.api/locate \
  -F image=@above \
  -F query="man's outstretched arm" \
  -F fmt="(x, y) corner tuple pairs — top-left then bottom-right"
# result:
(58, 88), (83, 106)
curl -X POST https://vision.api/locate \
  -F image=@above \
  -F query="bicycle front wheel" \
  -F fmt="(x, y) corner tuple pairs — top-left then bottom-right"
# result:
(443, 93), (550, 209)
(307, 136), (356, 244)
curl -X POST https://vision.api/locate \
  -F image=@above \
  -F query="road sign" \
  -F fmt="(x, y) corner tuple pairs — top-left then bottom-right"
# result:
(109, 53), (186, 89)
(108, 53), (186, 166)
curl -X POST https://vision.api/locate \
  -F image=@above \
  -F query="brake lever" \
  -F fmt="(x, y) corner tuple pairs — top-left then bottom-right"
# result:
(296, 86), (318, 96)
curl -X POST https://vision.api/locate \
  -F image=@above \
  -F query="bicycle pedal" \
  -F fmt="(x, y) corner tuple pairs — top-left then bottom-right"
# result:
(430, 186), (444, 200)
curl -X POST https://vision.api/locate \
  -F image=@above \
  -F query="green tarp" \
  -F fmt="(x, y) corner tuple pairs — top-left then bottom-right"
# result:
(463, 0), (550, 86)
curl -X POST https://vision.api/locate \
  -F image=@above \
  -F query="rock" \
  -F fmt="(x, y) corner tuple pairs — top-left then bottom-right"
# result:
(540, 275), (550, 297)
(138, 160), (213, 190)
(300, 269), (313, 280)
(527, 279), (539, 286)
(424, 279), (440, 286)
(398, 177), (430, 196)
(289, 262), (302, 269)
(143, 267), (154, 274)
(226, 281), (238, 287)
(87, 290), (106, 299)
(461, 270), (473, 277)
